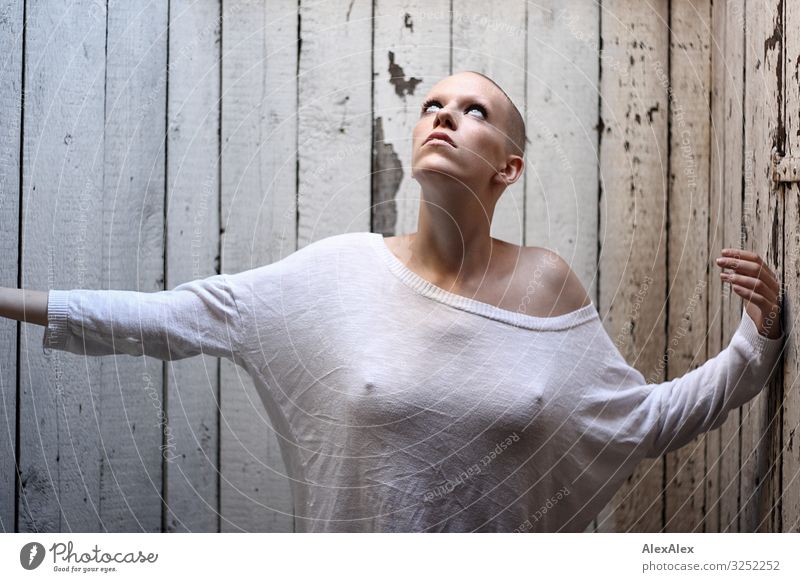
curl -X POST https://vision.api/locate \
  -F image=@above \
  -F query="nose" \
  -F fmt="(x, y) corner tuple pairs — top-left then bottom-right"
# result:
(433, 106), (457, 131)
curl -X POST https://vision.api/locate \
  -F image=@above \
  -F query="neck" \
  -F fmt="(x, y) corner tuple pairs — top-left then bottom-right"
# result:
(407, 181), (500, 283)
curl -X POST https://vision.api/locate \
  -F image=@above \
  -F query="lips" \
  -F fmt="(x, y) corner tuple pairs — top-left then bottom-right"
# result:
(424, 132), (456, 148)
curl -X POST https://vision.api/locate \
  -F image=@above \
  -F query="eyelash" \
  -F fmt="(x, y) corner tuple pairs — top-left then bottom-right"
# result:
(421, 99), (487, 119)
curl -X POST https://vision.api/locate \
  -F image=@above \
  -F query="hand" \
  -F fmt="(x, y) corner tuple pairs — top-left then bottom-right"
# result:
(716, 248), (783, 339)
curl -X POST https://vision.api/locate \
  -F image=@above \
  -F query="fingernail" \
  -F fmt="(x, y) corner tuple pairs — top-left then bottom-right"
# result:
(716, 258), (723, 264)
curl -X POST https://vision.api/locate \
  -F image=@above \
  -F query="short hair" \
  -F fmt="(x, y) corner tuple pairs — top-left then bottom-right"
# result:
(463, 70), (526, 159)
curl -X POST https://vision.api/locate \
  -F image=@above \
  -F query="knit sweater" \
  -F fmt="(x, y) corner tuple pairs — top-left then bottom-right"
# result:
(42, 231), (785, 532)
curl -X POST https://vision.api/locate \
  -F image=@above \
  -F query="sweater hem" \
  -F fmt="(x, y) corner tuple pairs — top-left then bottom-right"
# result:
(42, 290), (71, 355)
(735, 305), (784, 360)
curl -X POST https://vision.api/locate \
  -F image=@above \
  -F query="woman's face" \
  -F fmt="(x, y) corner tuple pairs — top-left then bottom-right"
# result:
(411, 72), (514, 193)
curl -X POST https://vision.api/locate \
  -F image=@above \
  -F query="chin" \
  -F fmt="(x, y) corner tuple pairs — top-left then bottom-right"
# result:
(411, 162), (463, 183)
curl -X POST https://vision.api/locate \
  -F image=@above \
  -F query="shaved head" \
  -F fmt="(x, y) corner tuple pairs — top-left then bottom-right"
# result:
(461, 70), (526, 159)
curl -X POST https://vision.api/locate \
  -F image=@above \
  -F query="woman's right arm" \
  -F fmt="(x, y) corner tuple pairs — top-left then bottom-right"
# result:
(1, 236), (322, 364)
(0, 287), (49, 326)
(1, 275), (248, 364)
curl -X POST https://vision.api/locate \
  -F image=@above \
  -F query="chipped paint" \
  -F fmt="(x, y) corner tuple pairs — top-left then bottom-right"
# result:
(372, 117), (402, 235)
(388, 51), (422, 98)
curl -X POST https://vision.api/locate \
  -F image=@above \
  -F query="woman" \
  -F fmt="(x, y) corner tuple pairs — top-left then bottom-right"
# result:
(0, 71), (785, 532)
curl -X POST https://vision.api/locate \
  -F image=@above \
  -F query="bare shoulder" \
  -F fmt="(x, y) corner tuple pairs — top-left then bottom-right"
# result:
(516, 245), (592, 315)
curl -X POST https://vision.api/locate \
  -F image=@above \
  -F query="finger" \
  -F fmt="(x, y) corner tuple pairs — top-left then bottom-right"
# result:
(731, 284), (774, 311)
(719, 262), (780, 297)
(720, 250), (779, 287)
(721, 272), (779, 305)
(717, 256), (779, 291)
(721, 248), (763, 262)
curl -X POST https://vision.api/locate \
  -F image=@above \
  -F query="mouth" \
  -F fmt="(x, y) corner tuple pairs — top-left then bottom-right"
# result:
(424, 133), (456, 148)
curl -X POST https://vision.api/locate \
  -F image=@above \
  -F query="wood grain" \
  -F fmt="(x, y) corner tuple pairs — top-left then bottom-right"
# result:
(598, 0), (669, 532)
(220, 0), (298, 532)
(663, 0), (712, 533)
(0, 0), (23, 532)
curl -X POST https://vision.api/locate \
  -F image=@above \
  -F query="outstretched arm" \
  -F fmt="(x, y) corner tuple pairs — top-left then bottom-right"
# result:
(578, 248), (785, 460)
(640, 304), (784, 457)
(642, 248), (785, 456)
(0, 274), (245, 363)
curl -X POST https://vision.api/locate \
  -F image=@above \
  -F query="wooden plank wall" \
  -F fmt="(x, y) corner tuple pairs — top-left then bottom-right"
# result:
(167, 0), (221, 533)
(100, 0), (167, 533)
(711, 0), (746, 532)
(597, 0), (670, 532)
(0, 0), (795, 532)
(741, 0), (784, 533)
(0, 0), (23, 533)
(785, 0), (800, 533)
(18, 0), (107, 532)
(664, 0), (712, 533)
(219, 0), (297, 534)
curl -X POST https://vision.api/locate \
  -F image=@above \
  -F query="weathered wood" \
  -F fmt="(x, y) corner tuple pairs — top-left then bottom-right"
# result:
(0, 0), (23, 533)
(165, 0), (221, 532)
(99, 0), (168, 532)
(741, 0), (784, 533)
(19, 0), (107, 531)
(220, 0), (298, 532)
(526, 2), (600, 302)
(713, 0), (748, 532)
(663, 0), (712, 533)
(703, 0), (727, 533)
(521, 0), (601, 532)
(598, 0), (669, 532)
(372, 1), (450, 238)
(783, 0), (800, 534)
(6, 0), (796, 534)
(451, 0), (526, 246)
(297, 0), (372, 245)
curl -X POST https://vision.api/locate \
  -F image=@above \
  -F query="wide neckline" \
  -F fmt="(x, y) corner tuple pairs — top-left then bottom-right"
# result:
(368, 232), (599, 331)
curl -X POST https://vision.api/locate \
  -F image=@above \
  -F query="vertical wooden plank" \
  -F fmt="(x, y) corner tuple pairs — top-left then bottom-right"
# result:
(165, 0), (222, 532)
(784, 0), (800, 534)
(0, 0), (23, 532)
(20, 0), (107, 531)
(598, 0), (669, 532)
(451, 0), (526, 245)
(714, 0), (747, 532)
(372, 1), (450, 238)
(524, 1), (601, 532)
(663, 0), (712, 533)
(741, 0), (784, 533)
(297, 0), (373, 244)
(98, 0), (167, 533)
(704, 0), (726, 533)
(220, 0), (298, 532)
(526, 2), (600, 299)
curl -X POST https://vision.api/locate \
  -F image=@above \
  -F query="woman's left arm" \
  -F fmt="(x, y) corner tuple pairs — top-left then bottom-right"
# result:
(640, 249), (786, 457)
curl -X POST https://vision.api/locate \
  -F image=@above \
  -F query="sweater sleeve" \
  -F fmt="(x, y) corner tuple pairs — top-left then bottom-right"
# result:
(603, 306), (785, 459)
(42, 273), (246, 364)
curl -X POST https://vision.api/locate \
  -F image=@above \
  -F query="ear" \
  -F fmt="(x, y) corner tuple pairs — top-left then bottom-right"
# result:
(491, 154), (525, 187)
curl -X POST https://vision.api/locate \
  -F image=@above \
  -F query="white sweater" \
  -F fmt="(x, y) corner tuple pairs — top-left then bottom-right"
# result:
(42, 231), (785, 532)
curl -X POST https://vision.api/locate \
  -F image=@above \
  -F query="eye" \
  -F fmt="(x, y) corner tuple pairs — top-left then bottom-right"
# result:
(421, 99), (441, 114)
(420, 99), (488, 119)
(466, 104), (487, 118)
